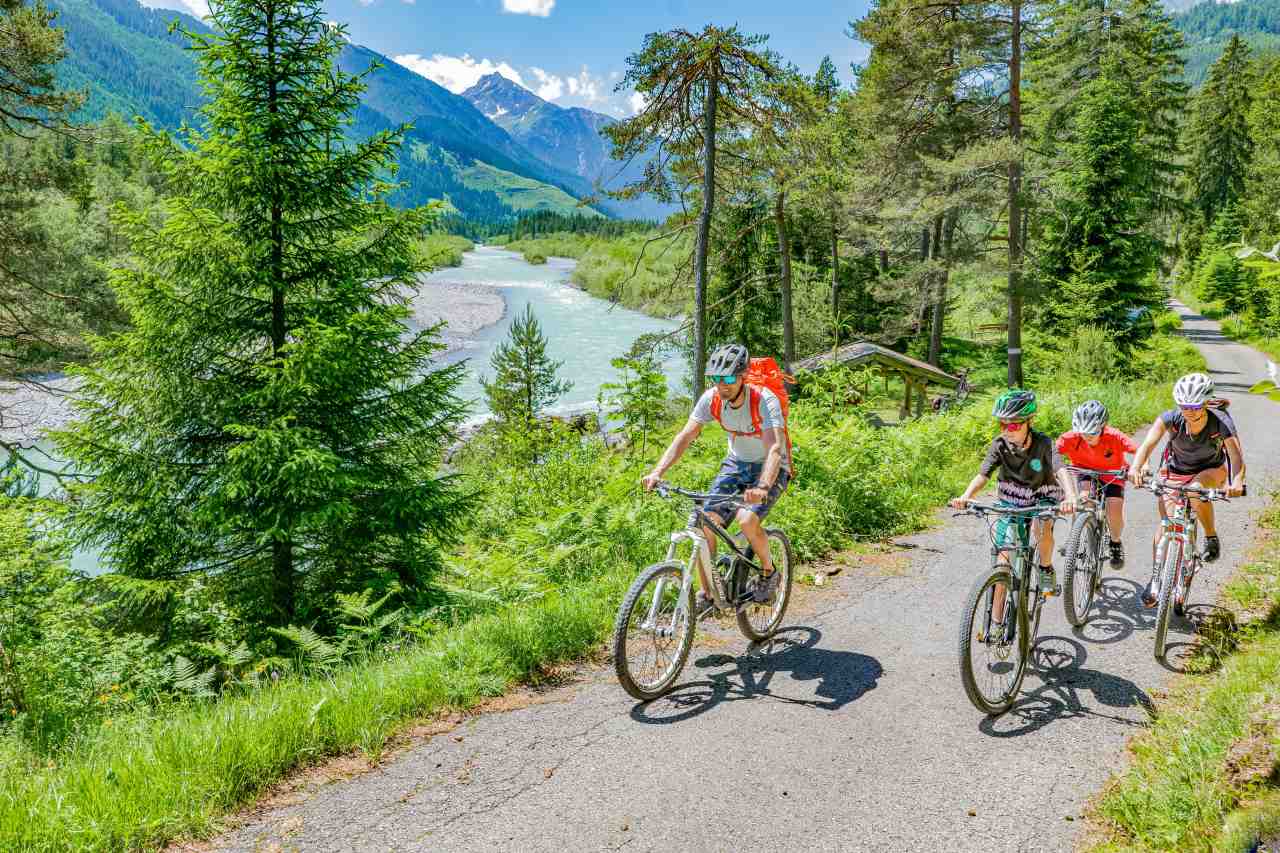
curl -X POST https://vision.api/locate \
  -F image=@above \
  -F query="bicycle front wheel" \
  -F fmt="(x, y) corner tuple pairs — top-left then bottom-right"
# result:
(959, 567), (1027, 716)
(736, 529), (794, 642)
(1062, 513), (1101, 627)
(612, 561), (695, 700)
(1153, 541), (1182, 661)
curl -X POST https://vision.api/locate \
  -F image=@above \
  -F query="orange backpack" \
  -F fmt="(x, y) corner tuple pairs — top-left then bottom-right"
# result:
(709, 357), (795, 474)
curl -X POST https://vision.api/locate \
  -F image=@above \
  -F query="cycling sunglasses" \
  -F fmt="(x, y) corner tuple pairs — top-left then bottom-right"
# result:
(708, 374), (740, 385)
(999, 419), (1029, 432)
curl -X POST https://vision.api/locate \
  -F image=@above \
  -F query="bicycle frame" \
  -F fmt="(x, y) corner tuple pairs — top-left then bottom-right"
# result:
(644, 489), (764, 625)
(1152, 490), (1198, 599)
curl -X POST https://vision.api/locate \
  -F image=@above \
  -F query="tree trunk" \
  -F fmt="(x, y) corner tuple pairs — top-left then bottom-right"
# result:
(775, 190), (795, 368)
(1006, 0), (1025, 388)
(830, 219), (840, 346)
(265, 5), (294, 623)
(928, 215), (946, 367)
(692, 71), (719, 399)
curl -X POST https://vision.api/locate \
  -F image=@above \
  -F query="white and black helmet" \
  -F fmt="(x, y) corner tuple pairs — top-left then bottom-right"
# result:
(1172, 372), (1215, 406)
(1072, 400), (1108, 435)
(705, 343), (749, 377)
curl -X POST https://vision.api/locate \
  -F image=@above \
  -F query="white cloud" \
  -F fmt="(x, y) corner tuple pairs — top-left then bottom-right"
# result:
(628, 91), (649, 115)
(394, 53), (526, 94)
(502, 0), (555, 16)
(566, 67), (603, 104)
(528, 67), (564, 100)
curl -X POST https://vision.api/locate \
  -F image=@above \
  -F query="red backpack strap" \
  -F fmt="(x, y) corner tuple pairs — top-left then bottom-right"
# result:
(710, 387), (764, 437)
(747, 387), (763, 436)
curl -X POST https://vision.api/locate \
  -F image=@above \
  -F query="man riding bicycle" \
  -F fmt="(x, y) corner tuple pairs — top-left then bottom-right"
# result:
(642, 344), (790, 611)
(1056, 400), (1136, 569)
(1129, 372), (1246, 606)
(950, 389), (1079, 595)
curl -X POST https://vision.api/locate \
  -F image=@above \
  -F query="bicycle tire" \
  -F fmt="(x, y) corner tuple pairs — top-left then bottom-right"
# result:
(1153, 541), (1181, 661)
(612, 561), (695, 701)
(959, 567), (1027, 716)
(1062, 513), (1101, 627)
(736, 529), (794, 642)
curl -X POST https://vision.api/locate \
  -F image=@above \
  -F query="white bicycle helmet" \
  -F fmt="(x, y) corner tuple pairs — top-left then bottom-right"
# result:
(1072, 400), (1108, 435)
(1172, 372), (1214, 406)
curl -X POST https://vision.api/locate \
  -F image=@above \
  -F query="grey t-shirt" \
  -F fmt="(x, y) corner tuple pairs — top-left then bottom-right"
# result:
(692, 386), (788, 468)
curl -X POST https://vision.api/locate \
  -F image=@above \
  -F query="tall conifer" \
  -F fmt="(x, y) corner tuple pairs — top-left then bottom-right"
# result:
(56, 0), (471, 626)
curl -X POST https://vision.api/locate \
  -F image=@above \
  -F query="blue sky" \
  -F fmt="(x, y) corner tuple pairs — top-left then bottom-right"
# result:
(148, 0), (874, 117)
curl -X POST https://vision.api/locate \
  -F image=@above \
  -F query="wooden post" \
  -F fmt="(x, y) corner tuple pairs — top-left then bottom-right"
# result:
(899, 374), (912, 421)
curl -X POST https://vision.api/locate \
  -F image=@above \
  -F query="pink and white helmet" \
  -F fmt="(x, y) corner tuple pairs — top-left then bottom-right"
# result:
(1172, 372), (1214, 406)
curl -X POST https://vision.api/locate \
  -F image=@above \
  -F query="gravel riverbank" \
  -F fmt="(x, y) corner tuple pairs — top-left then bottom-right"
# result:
(1, 275), (509, 447)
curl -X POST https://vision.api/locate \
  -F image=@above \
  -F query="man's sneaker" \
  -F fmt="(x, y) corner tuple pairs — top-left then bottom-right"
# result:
(1142, 572), (1160, 608)
(1109, 540), (1125, 569)
(1203, 535), (1221, 563)
(1039, 566), (1059, 598)
(752, 570), (781, 604)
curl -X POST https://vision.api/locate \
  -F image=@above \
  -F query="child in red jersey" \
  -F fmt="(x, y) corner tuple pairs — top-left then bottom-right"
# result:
(1056, 400), (1136, 568)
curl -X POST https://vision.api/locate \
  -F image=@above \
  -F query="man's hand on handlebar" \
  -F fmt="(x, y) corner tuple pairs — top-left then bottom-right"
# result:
(1128, 468), (1149, 488)
(743, 487), (767, 505)
(641, 471), (663, 491)
(949, 497), (971, 510)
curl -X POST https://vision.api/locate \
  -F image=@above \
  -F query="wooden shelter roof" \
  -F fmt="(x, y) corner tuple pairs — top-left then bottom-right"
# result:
(792, 341), (961, 389)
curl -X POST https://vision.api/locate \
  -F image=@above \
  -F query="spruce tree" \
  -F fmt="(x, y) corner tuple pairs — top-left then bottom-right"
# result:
(55, 0), (471, 627)
(1245, 56), (1280, 243)
(1186, 35), (1255, 228)
(1038, 70), (1162, 341)
(481, 305), (571, 425)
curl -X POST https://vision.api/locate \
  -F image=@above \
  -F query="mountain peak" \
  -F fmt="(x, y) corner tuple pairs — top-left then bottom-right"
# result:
(463, 73), (545, 123)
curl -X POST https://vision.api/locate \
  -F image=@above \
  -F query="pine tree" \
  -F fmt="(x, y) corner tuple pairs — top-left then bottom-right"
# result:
(606, 26), (780, 397)
(0, 0), (83, 133)
(55, 0), (472, 627)
(1186, 35), (1255, 229)
(481, 304), (571, 425)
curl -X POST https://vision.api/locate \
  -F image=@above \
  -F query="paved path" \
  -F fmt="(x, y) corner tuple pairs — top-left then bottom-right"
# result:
(214, 304), (1279, 853)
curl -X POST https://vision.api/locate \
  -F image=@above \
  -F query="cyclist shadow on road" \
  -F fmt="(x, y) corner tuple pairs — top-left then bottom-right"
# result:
(979, 634), (1156, 739)
(1078, 578), (1235, 675)
(628, 626), (883, 726)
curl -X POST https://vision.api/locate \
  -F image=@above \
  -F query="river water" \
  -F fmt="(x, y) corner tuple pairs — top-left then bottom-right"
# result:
(429, 247), (684, 417)
(5, 247), (685, 575)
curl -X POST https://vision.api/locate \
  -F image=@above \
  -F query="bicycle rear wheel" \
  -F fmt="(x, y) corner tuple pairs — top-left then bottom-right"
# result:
(612, 561), (694, 700)
(1062, 513), (1101, 627)
(736, 529), (794, 642)
(959, 567), (1027, 716)
(1153, 542), (1181, 661)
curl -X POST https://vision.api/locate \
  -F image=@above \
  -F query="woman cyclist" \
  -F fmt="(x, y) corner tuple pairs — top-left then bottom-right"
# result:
(1129, 372), (1247, 607)
(1056, 400), (1136, 569)
(950, 389), (1079, 596)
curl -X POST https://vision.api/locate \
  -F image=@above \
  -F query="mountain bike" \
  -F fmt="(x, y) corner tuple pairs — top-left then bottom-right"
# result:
(1144, 476), (1244, 661)
(956, 501), (1062, 716)
(611, 482), (793, 701)
(1060, 466), (1128, 627)
(932, 368), (974, 413)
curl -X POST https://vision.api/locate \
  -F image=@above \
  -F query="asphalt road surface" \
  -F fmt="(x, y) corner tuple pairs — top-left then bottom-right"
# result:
(213, 303), (1279, 853)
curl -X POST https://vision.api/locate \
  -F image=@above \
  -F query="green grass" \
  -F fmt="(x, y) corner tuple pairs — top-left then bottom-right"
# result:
(1090, 498), (1280, 853)
(505, 231), (692, 317)
(457, 163), (603, 218)
(417, 233), (473, 269)
(0, 334), (1203, 851)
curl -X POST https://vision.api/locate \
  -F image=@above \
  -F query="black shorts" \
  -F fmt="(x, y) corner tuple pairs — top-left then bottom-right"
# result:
(1076, 477), (1125, 500)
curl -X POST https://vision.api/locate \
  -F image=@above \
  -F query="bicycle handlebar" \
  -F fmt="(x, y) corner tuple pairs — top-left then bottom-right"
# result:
(1142, 477), (1245, 501)
(1064, 466), (1129, 479)
(653, 481), (745, 508)
(953, 501), (1061, 520)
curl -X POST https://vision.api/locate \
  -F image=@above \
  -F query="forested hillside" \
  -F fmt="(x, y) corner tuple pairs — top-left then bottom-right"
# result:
(45, 0), (612, 221)
(1173, 0), (1280, 82)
